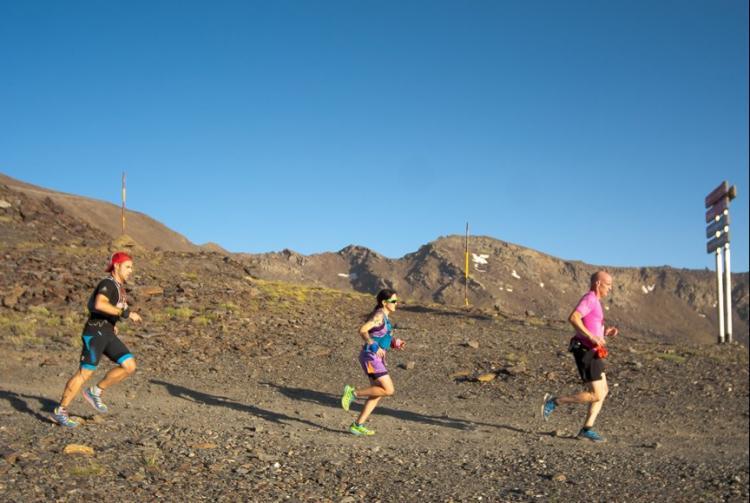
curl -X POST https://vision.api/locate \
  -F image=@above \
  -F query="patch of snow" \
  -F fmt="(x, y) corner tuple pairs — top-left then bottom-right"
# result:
(472, 253), (489, 272)
(472, 253), (489, 265)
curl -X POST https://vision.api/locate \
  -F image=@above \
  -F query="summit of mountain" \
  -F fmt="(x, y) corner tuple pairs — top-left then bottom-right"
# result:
(0, 173), (199, 252)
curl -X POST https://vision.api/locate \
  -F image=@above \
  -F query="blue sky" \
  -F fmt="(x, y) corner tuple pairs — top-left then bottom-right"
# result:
(1, 1), (748, 270)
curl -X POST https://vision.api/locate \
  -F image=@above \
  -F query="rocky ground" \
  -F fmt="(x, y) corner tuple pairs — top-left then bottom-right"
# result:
(1, 248), (748, 502)
(1, 184), (748, 502)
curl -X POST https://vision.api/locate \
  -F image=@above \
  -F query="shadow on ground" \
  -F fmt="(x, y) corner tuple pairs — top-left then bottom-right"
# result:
(0, 389), (58, 424)
(264, 382), (542, 436)
(150, 379), (341, 433)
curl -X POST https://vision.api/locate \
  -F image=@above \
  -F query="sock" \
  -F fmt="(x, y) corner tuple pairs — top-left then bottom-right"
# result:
(93, 385), (103, 396)
(582, 426), (592, 431)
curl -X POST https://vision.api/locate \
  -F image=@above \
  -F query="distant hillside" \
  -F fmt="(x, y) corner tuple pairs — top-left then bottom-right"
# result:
(1, 172), (746, 346)
(239, 237), (749, 346)
(0, 173), (199, 252)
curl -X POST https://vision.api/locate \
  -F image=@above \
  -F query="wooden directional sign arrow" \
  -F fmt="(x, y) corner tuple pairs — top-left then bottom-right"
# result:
(705, 181), (729, 208)
(706, 198), (729, 223)
(706, 214), (730, 238)
(707, 231), (730, 254)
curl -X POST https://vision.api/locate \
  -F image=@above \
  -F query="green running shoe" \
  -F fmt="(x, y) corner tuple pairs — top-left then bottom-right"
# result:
(349, 422), (375, 436)
(341, 384), (355, 411)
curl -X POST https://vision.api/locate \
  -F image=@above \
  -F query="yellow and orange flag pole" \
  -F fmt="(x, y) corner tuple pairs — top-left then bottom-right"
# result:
(121, 172), (126, 235)
(464, 222), (469, 306)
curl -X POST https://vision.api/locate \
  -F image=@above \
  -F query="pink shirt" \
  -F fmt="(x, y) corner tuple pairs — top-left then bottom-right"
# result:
(573, 291), (604, 349)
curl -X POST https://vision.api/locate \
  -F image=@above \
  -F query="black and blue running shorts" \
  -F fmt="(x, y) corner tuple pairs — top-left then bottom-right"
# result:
(79, 322), (133, 370)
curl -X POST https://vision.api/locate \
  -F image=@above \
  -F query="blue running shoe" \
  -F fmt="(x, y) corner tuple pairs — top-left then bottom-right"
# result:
(541, 393), (556, 421)
(51, 407), (80, 428)
(577, 428), (606, 443)
(82, 387), (108, 413)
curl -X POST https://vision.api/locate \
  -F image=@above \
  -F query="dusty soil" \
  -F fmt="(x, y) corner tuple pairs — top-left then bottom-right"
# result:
(1, 295), (748, 502)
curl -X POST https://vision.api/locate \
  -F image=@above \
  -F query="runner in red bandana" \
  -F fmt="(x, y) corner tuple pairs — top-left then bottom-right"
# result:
(51, 252), (143, 427)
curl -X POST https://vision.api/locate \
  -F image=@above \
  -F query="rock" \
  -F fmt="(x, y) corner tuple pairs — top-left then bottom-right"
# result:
(475, 372), (497, 383)
(193, 443), (217, 450)
(449, 370), (472, 379)
(140, 286), (164, 297)
(253, 450), (274, 462)
(466, 341), (480, 349)
(399, 361), (416, 370)
(2, 285), (26, 308)
(503, 364), (526, 376)
(63, 444), (94, 456)
(0, 449), (18, 465)
(525, 310), (536, 317)
(0, 199), (11, 209)
(552, 473), (567, 482)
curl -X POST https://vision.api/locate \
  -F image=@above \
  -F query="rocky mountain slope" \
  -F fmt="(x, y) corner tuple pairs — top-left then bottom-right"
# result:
(241, 238), (749, 346)
(0, 176), (748, 501)
(0, 173), (200, 253)
(3, 172), (747, 346)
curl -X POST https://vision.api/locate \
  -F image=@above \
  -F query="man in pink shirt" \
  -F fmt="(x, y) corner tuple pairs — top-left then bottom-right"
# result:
(541, 270), (618, 442)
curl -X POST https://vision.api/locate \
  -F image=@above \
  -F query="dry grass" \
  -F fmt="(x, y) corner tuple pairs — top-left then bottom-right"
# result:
(0, 313), (42, 346)
(68, 462), (105, 477)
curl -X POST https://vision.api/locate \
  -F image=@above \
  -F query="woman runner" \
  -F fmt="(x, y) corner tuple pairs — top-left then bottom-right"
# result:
(340, 289), (405, 436)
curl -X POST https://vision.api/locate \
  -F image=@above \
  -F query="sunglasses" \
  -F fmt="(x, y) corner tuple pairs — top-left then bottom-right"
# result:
(385, 299), (399, 304)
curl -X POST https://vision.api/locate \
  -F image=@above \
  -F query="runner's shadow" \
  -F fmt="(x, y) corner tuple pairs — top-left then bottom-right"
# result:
(149, 379), (341, 433)
(0, 389), (57, 423)
(264, 383), (490, 431)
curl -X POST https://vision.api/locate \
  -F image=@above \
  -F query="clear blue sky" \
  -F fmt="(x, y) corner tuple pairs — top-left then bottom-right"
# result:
(1, 1), (748, 271)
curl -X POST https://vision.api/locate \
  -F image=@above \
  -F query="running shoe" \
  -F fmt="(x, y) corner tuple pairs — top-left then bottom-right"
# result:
(541, 393), (556, 421)
(341, 384), (355, 411)
(349, 422), (375, 436)
(51, 407), (80, 428)
(577, 428), (606, 443)
(82, 387), (108, 413)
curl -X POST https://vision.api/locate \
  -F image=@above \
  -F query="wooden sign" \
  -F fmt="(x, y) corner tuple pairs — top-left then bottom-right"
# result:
(705, 198), (728, 223)
(705, 181), (729, 208)
(707, 232), (730, 254)
(706, 214), (730, 238)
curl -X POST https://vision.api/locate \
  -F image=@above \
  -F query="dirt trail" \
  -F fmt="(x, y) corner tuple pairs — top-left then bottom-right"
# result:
(1, 304), (748, 502)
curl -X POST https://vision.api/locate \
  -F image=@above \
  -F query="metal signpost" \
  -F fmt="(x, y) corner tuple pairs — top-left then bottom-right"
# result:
(464, 222), (469, 307)
(705, 181), (737, 343)
(121, 171), (127, 235)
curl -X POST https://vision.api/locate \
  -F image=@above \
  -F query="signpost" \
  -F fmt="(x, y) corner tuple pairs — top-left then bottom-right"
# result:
(464, 222), (469, 307)
(121, 172), (127, 235)
(705, 181), (737, 343)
